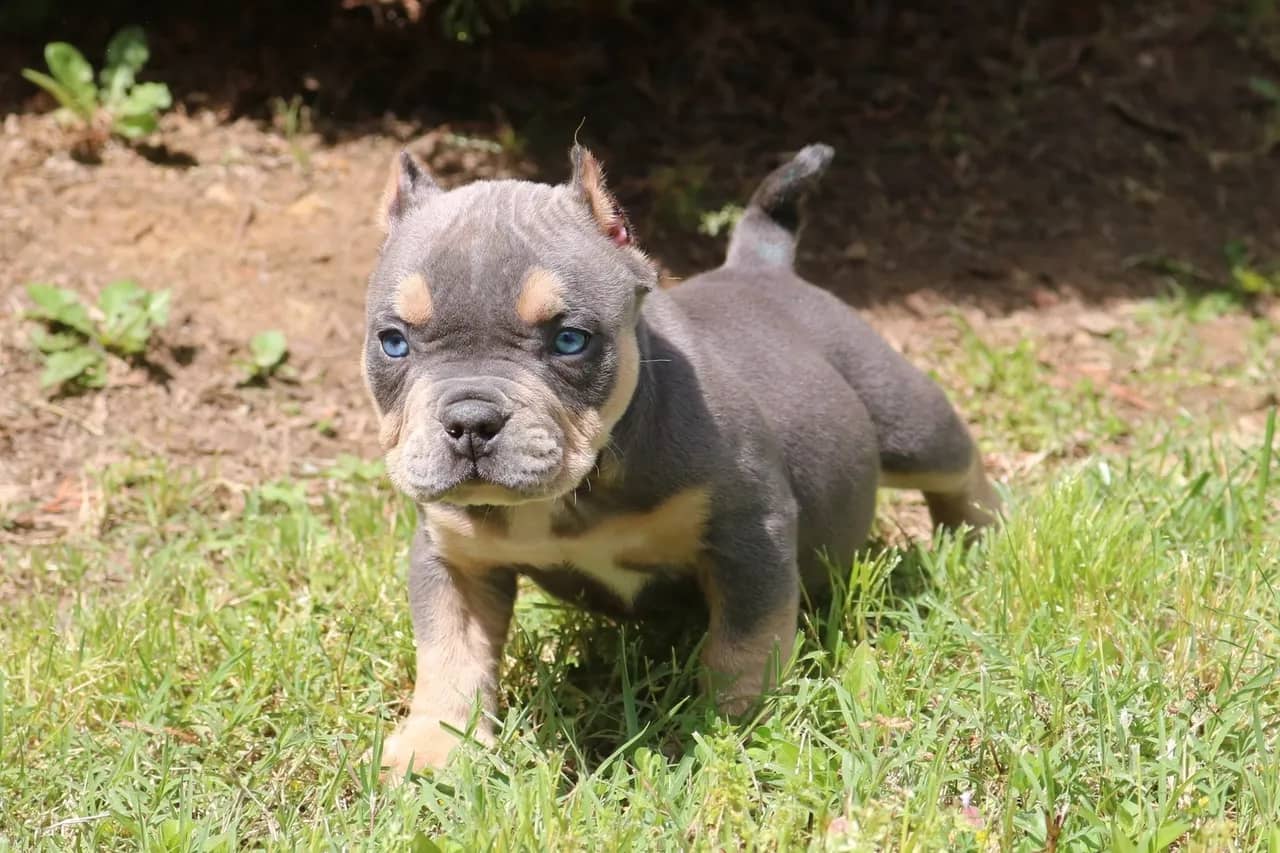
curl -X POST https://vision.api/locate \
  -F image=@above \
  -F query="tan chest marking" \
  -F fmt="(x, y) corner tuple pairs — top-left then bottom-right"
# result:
(425, 487), (712, 603)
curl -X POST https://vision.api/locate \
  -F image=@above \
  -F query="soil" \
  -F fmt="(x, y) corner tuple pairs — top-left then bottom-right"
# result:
(3, 1), (1279, 544)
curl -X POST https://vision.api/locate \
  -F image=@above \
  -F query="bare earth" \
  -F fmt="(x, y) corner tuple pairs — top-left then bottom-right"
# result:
(3, 1), (1279, 544)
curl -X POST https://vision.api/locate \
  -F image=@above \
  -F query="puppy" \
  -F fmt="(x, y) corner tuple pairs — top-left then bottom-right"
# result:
(363, 142), (1000, 778)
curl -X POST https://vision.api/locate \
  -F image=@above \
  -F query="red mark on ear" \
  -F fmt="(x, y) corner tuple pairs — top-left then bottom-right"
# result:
(607, 204), (631, 246)
(608, 221), (630, 246)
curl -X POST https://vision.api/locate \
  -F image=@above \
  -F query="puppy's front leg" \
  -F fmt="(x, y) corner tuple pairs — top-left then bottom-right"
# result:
(382, 528), (516, 781)
(699, 506), (801, 717)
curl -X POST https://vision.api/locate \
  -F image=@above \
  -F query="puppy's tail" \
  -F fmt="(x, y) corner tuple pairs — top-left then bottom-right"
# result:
(724, 143), (834, 272)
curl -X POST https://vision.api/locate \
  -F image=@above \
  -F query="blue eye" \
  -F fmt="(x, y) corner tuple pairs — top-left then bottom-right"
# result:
(552, 328), (591, 356)
(380, 331), (409, 358)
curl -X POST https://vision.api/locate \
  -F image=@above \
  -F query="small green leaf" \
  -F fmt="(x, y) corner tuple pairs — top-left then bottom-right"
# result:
(1152, 821), (1192, 851)
(43, 42), (96, 115)
(842, 640), (881, 705)
(1231, 265), (1277, 295)
(410, 832), (444, 853)
(698, 203), (745, 237)
(1250, 76), (1280, 104)
(147, 290), (171, 328)
(111, 79), (171, 141)
(21, 68), (80, 114)
(30, 329), (82, 353)
(97, 280), (166, 356)
(103, 26), (149, 75)
(98, 65), (135, 109)
(250, 331), (288, 370)
(115, 82), (171, 118)
(39, 347), (103, 388)
(98, 279), (143, 317)
(257, 481), (307, 510)
(111, 112), (157, 140)
(1109, 831), (1138, 853)
(26, 283), (95, 337)
(100, 315), (150, 355)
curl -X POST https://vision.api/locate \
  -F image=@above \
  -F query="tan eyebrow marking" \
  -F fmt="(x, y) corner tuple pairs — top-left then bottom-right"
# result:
(394, 273), (433, 325)
(516, 267), (567, 325)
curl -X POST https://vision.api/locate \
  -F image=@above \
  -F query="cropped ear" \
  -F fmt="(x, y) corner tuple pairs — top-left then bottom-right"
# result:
(379, 150), (442, 231)
(569, 144), (634, 248)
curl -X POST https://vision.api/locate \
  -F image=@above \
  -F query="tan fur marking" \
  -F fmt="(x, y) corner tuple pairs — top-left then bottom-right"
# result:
(611, 487), (711, 566)
(577, 150), (619, 235)
(381, 569), (512, 780)
(881, 452), (1001, 533)
(378, 411), (404, 452)
(594, 327), (639, 448)
(544, 325), (641, 496)
(878, 468), (972, 493)
(377, 152), (402, 232)
(426, 487), (711, 601)
(394, 273), (433, 326)
(515, 268), (567, 325)
(423, 503), (473, 535)
(384, 378), (433, 497)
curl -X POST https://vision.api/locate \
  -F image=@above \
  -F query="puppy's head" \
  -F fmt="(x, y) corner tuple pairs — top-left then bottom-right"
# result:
(364, 145), (656, 506)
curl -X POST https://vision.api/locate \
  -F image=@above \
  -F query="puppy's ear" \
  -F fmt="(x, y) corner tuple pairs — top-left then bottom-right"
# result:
(569, 144), (634, 248)
(380, 150), (441, 231)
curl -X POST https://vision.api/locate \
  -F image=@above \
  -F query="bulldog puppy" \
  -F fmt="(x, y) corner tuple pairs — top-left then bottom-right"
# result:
(363, 142), (1000, 778)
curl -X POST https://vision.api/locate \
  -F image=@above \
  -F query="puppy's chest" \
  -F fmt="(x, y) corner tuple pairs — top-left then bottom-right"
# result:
(426, 488), (711, 612)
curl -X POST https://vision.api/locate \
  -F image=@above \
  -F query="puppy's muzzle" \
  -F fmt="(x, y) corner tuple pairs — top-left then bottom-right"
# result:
(393, 375), (566, 504)
(440, 398), (510, 461)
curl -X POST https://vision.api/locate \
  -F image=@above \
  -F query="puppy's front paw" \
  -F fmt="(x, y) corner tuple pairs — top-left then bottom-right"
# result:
(380, 715), (488, 783)
(703, 667), (765, 719)
(702, 627), (796, 720)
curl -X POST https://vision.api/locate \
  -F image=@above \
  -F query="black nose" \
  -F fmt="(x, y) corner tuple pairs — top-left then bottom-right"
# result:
(441, 399), (509, 458)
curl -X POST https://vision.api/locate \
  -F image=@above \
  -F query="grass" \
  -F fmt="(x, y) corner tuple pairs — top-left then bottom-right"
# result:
(2, 298), (1279, 850)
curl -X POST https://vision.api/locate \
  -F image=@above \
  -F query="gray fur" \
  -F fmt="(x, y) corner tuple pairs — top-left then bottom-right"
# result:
(365, 142), (1000, 741)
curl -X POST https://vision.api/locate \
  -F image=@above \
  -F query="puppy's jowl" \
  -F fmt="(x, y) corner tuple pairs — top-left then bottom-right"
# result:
(363, 142), (1000, 778)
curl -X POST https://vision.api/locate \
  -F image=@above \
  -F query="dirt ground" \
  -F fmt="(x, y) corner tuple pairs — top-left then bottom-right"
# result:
(3, 1), (1280, 544)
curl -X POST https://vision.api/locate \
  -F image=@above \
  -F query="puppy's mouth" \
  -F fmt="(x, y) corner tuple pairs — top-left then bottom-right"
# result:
(436, 470), (545, 507)
(394, 445), (567, 506)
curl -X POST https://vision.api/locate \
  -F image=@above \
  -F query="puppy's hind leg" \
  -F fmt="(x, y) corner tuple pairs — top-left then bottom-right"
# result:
(880, 451), (1001, 534)
(869, 372), (1001, 535)
(827, 316), (1001, 536)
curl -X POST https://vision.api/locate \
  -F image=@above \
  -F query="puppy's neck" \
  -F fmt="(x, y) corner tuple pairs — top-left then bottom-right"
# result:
(608, 315), (660, 457)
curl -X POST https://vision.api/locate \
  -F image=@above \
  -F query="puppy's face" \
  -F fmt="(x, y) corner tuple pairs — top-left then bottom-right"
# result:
(364, 148), (656, 506)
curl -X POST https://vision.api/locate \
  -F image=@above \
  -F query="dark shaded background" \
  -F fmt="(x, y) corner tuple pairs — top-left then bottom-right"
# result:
(4, 0), (1280, 309)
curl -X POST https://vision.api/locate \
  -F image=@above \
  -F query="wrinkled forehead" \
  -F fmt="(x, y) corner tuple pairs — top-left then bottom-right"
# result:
(368, 180), (641, 326)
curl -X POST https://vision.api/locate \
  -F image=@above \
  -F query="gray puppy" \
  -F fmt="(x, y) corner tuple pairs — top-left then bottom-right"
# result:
(363, 142), (1000, 778)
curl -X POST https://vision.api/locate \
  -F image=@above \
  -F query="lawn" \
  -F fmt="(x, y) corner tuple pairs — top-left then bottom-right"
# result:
(2, 296), (1278, 851)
